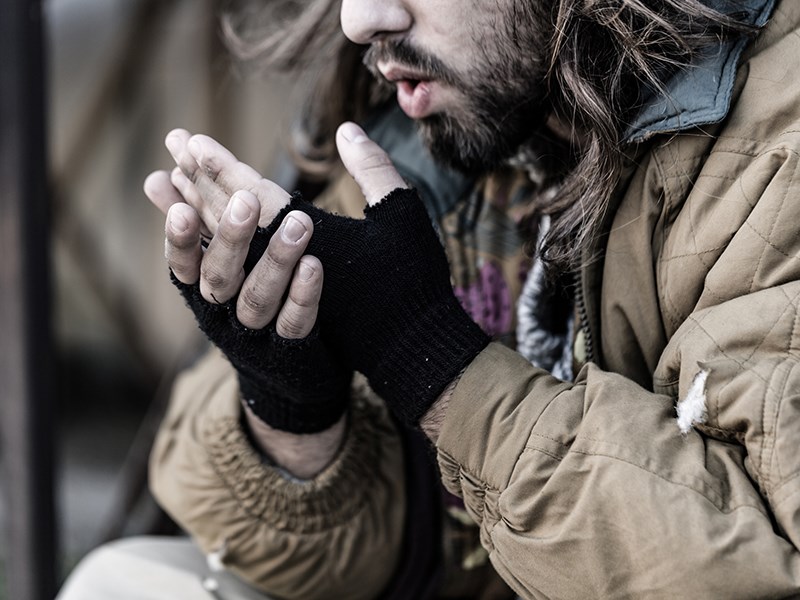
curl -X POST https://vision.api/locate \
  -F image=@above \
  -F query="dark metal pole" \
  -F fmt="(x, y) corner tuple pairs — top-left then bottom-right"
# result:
(0, 0), (58, 597)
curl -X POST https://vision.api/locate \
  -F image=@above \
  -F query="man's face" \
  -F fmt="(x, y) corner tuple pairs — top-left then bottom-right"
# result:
(341, 0), (553, 172)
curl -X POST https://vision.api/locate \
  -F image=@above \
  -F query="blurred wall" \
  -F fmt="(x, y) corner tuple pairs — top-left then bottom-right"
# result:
(44, 0), (302, 565)
(49, 0), (298, 379)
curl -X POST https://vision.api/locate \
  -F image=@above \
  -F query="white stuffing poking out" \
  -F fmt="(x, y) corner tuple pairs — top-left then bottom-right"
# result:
(676, 369), (710, 434)
(206, 540), (228, 573)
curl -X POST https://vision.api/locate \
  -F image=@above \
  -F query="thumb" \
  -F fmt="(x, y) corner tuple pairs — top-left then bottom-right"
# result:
(336, 122), (408, 207)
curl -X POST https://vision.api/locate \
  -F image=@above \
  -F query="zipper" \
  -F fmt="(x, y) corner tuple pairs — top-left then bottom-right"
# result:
(572, 148), (641, 368)
(574, 268), (594, 365)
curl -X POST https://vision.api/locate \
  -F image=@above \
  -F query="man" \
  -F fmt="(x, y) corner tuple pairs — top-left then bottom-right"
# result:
(61, 0), (800, 598)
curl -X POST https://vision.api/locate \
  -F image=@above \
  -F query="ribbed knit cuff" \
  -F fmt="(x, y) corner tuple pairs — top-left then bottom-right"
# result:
(239, 335), (352, 435)
(369, 296), (490, 424)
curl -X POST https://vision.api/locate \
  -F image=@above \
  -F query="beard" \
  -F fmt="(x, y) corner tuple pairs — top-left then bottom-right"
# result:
(418, 87), (548, 174)
(363, 22), (551, 173)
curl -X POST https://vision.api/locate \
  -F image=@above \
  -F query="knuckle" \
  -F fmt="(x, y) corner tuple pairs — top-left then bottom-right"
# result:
(276, 313), (308, 339)
(214, 225), (248, 251)
(200, 263), (230, 291)
(214, 161), (245, 191)
(166, 229), (195, 251)
(167, 252), (200, 283)
(237, 285), (273, 318)
(244, 182), (261, 196)
(288, 282), (321, 309)
(360, 152), (394, 173)
(167, 254), (188, 275)
(171, 269), (199, 286)
(275, 304), (316, 340)
(264, 240), (295, 270)
(201, 160), (222, 185)
(170, 261), (192, 277)
(184, 162), (204, 185)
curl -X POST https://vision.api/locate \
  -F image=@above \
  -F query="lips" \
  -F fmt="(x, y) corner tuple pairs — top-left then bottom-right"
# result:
(378, 62), (437, 119)
(396, 79), (435, 119)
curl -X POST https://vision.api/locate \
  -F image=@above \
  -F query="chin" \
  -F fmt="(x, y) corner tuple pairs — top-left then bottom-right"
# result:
(418, 114), (529, 174)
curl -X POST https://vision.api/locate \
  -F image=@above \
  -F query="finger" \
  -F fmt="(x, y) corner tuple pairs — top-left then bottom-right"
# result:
(144, 170), (184, 215)
(165, 203), (203, 284)
(171, 167), (216, 238)
(165, 129), (230, 225)
(275, 255), (323, 339)
(336, 122), (407, 207)
(187, 134), (291, 227)
(236, 211), (313, 329)
(200, 190), (261, 305)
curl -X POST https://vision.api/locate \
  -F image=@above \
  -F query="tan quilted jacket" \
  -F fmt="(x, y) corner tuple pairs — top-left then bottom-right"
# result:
(151, 2), (800, 598)
(438, 3), (800, 597)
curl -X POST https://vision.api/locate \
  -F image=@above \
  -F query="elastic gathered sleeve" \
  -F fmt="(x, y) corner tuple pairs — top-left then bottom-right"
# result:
(149, 348), (405, 600)
(437, 343), (800, 599)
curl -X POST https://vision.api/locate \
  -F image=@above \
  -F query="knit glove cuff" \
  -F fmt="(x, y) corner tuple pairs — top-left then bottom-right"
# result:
(171, 273), (351, 433)
(249, 189), (489, 426)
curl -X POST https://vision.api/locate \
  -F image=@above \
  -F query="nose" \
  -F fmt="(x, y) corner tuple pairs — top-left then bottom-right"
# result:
(340, 0), (412, 44)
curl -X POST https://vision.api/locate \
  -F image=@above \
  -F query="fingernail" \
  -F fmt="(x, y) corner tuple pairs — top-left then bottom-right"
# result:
(282, 216), (307, 243)
(165, 135), (181, 155)
(298, 260), (315, 281)
(339, 122), (368, 144)
(169, 211), (188, 232)
(230, 195), (252, 224)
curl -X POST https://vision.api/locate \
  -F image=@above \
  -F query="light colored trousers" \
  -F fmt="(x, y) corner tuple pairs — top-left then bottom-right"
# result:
(57, 537), (272, 600)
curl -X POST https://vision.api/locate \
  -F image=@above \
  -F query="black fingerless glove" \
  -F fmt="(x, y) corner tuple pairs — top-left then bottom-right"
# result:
(171, 273), (352, 434)
(250, 189), (490, 426)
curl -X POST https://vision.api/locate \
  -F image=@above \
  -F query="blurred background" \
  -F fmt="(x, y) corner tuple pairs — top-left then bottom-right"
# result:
(1, 0), (303, 597)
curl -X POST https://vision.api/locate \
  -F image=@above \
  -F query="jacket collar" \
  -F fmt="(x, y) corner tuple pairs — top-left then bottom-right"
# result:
(625, 0), (777, 143)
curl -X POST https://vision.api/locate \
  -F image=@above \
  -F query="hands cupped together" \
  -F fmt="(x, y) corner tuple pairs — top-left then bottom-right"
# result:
(145, 123), (488, 429)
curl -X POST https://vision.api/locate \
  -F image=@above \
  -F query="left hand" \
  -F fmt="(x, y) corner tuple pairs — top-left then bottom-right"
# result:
(264, 122), (489, 426)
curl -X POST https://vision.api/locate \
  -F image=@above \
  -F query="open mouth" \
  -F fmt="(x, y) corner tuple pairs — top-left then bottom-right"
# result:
(378, 63), (437, 119)
(397, 78), (423, 97)
(396, 79), (434, 119)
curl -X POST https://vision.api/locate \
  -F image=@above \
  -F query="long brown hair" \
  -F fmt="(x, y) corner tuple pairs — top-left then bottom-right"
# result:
(537, 0), (755, 269)
(221, 0), (756, 270)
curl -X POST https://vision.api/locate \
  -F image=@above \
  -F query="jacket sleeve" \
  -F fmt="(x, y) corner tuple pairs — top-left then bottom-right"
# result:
(436, 109), (800, 598)
(149, 348), (406, 600)
(436, 342), (800, 599)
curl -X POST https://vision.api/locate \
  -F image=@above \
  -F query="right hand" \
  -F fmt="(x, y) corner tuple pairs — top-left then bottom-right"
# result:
(144, 129), (351, 435)
(143, 128), (321, 337)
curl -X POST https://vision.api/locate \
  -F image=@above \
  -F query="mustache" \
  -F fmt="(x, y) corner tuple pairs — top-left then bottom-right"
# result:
(362, 40), (459, 87)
